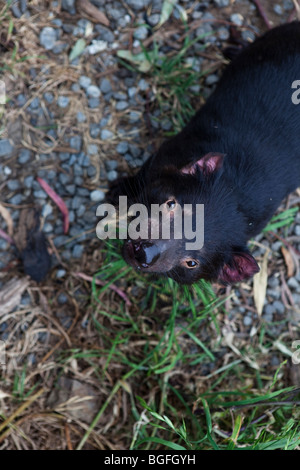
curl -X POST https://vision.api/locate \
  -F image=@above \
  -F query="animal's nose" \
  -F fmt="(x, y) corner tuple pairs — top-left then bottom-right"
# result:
(132, 241), (160, 268)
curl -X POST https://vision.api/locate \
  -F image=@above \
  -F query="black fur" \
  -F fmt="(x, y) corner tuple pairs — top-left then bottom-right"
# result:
(106, 23), (300, 285)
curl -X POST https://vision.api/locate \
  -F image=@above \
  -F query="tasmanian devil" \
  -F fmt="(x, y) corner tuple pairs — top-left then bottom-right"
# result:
(106, 22), (300, 285)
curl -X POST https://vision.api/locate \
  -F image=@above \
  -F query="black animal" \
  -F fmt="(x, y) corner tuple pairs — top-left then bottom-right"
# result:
(106, 22), (300, 285)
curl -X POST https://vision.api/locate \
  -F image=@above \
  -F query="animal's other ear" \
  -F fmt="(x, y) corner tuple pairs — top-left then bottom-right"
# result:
(218, 249), (260, 284)
(181, 152), (225, 176)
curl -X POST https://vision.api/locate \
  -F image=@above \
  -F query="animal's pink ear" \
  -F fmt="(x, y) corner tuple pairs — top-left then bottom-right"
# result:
(181, 152), (225, 176)
(218, 251), (260, 284)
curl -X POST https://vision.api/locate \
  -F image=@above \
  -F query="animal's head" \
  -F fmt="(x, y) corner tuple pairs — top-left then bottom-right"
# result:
(120, 152), (259, 285)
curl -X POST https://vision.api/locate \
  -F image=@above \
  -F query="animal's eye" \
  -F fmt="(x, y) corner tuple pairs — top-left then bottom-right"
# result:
(185, 259), (199, 269)
(166, 199), (176, 210)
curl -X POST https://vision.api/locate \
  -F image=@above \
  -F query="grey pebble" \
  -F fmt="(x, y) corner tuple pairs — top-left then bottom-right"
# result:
(70, 135), (82, 151)
(87, 144), (98, 155)
(273, 300), (285, 315)
(243, 315), (252, 327)
(86, 85), (101, 98)
(77, 111), (86, 123)
(107, 170), (118, 182)
(206, 74), (219, 86)
(230, 13), (244, 26)
(105, 160), (118, 171)
(40, 27), (57, 50)
(115, 101), (128, 111)
(0, 139), (14, 157)
(7, 180), (20, 191)
(273, 4), (283, 15)
(62, 0), (76, 14)
(56, 269), (67, 278)
(72, 244), (84, 258)
(116, 141), (129, 154)
(101, 129), (114, 140)
(24, 175), (34, 188)
(89, 123), (100, 138)
(9, 194), (23, 205)
(18, 148), (32, 164)
(214, 0), (229, 6)
(57, 96), (69, 108)
(11, 3), (22, 17)
(126, 0), (151, 10)
(90, 189), (105, 202)
(88, 98), (100, 108)
(134, 26), (148, 40)
(100, 78), (112, 94)
(138, 79), (150, 91)
(79, 76), (91, 89)
(43, 91), (54, 103)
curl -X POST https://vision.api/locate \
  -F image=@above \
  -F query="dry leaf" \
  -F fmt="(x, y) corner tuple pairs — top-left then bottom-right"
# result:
(281, 245), (295, 278)
(77, 0), (109, 27)
(253, 249), (269, 316)
(0, 203), (13, 237)
(0, 277), (29, 316)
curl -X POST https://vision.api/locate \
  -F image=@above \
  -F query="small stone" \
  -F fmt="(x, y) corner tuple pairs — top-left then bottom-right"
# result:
(0, 139), (14, 157)
(206, 74), (219, 86)
(90, 189), (105, 202)
(105, 160), (118, 171)
(115, 101), (128, 111)
(218, 27), (230, 41)
(101, 129), (114, 140)
(99, 78), (112, 94)
(214, 0), (229, 6)
(7, 180), (20, 191)
(70, 135), (82, 151)
(72, 244), (84, 258)
(56, 269), (66, 278)
(287, 277), (299, 290)
(88, 98), (100, 108)
(273, 300), (285, 315)
(44, 91), (54, 103)
(40, 27), (57, 50)
(87, 144), (98, 155)
(116, 141), (129, 154)
(138, 79), (149, 91)
(62, 0), (76, 14)
(57, 96), (69, 108)
(133, 26), (148, 40)
(24, 175), (34, 188)
(243, 315), (252, 327)
(126, 0), (151, 10)
(18, 148), (31, 164)
(230, 13), (244, 26)
(79, 76), (92, 89)
(107, 170), (118, 182)
(9, 194), (23, 205)
(86, 85), (101, 98)
(273, 4), (283, 15)
(77, 111), (86, 123)
(89, 123), (100, 138)
(11, 3), (22, 17)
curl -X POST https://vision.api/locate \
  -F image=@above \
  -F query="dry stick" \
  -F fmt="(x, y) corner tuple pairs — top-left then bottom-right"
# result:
(0, 388), (44, 434)
(73, 272), (132, 307)
(251, 0), (272, 29)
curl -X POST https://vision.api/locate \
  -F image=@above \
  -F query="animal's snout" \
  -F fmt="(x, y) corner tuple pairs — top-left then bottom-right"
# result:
(128, 240), (160, 269)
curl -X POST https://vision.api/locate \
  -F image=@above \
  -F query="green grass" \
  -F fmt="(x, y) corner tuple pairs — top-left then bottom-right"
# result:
(95, 17), (300, 448)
